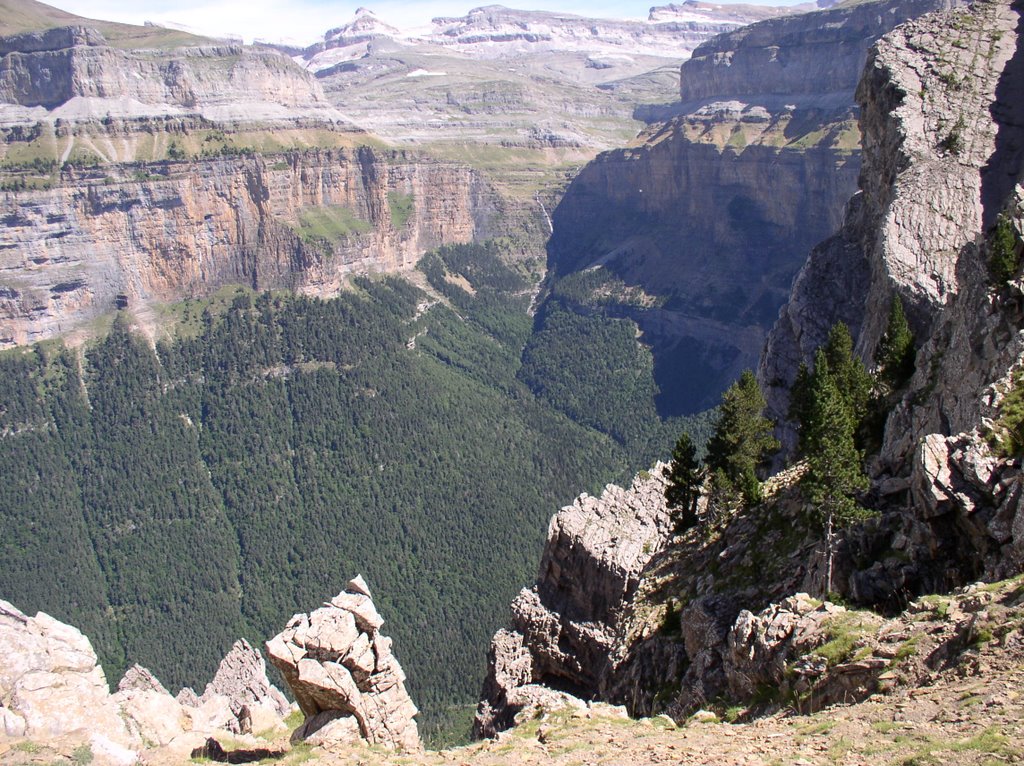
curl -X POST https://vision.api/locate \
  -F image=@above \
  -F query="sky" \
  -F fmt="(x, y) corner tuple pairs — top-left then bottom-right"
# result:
(50, 0), (808, 46)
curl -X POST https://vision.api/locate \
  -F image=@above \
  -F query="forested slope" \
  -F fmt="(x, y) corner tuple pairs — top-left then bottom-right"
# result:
(0, 243), (712, 737)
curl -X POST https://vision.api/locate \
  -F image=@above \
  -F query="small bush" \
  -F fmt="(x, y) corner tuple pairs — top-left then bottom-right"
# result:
(71, 744), (94, 766)
(938, 116), (966, 156)
(988, 211), (1022, 284)
(989, 370), (1024, 457)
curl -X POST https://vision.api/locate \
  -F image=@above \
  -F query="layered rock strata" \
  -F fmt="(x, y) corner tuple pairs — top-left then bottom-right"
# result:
(0, 25), (340, 126)
(475, 466), (674, 737)
(543, 0), (958, 415)
(265, 576), (420, 751)
(0, 147), (502, 347)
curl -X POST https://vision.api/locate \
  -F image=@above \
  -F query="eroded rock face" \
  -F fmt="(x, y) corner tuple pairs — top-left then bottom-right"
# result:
(201, 638), (290, 718)
(760, 0), (1021, 447)
(475, 467), (673, 737)
(0, 26), (337, 124)
(265, 576), (420, 751)
(0, 148), (503, 348)
(760, 0), (1024, 592)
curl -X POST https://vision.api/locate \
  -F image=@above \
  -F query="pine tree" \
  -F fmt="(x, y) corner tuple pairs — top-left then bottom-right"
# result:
(789, 361), (813, 455)
(801, 350), (872, 596)
(823, 322), (871, 416)
(876, 295), (915, 390)
(705, 370), (779, 509)
(663, 431), (701, 531)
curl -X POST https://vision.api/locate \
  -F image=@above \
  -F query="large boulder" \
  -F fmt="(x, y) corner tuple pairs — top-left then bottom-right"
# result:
(265, 576), (420, 751)
(0, 599), (134, 746)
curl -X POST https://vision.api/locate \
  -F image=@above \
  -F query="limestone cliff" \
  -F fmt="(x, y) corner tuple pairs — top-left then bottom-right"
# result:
(0, 25), (340, 125)
(760, 0), (1024, 594)
(0, 147), (503, 347)
(544, 0), (958, 416)
(475, 466), (674, 736)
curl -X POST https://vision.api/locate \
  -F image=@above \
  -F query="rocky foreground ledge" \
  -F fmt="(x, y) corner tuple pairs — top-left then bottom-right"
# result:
(0, 598), (290, 764)
(0, 575), (420, 763)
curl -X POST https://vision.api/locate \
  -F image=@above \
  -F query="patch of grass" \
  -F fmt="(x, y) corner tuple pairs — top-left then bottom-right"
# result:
(283, 708), (305, 731)
(13, 742), (42, 753)
(284, 743), (315, 765)
(893, 634), (922, 662)
(798, 719), (836, 736)
(296, 205), (372, 244)
(812, 611), (878, 667)
(920, 594), (951, 619)
(388, 191), (415, 230)
(70, 744), (93, 766)
(952, 727), (1017, 757)
(723, 705), (744, 723)
(828, 736), (853, 762)
(871, 721), (902, 733)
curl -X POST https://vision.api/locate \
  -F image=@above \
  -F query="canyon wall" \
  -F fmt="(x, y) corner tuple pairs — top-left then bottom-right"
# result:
(481, 0), (1024, 731)
(0, 25), (339, 125)
(544, 0), (960, 416)
(0, 148), (504, 346)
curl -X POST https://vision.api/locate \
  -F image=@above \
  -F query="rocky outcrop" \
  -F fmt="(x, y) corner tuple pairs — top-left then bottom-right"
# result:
(200, 639), (290, 719)
(265, 576), (420, 751)
(543, 0), (955, 416)
(475, 466), (674, 737)
(0, 598), (133, 745)
(175, 639), (291, 735)
(0, 147), (503, 348)
(0, 595), (289, 760)
(722, 579), (1023, 714)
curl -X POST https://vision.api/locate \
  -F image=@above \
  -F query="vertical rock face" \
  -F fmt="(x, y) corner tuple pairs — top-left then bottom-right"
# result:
(0, 26), (337, 122)
(265, 576), (420, 751)
(475, 467), (673, 737)
(760, 0), (1019, 439)
(677, 0), (963, 102)
(0, 148), (503, 348)
(543, 0), (956, 416)
(760, 0), (1024, 591)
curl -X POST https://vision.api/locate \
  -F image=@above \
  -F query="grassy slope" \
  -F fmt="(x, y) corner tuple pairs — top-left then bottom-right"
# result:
(0, 0), (209, 48)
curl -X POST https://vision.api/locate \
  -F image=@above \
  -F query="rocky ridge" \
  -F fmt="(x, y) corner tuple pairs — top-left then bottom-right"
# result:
(759, 0), (1024, 597)
(294, 2), (808, 160)
(541, 0), (959, 417)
